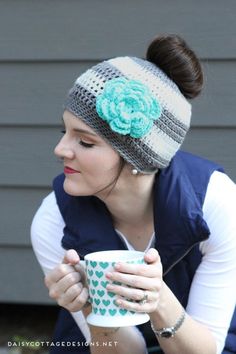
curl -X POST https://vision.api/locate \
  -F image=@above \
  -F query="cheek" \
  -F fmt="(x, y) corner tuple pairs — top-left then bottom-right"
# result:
(79, 149), (120, 173)
(98, 151), (121, 173)
(64, 149), (121, 196)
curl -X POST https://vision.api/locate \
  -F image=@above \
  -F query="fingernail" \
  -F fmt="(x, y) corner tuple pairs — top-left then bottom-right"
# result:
(115, 299), (122, 306)
(114, 263), (121, 270)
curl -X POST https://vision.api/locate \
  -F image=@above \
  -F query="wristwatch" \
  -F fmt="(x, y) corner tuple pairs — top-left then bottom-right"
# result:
(150, 309), (186, 338)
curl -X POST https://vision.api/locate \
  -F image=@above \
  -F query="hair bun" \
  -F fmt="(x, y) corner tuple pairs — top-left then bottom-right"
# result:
(146, 34), (203, 99)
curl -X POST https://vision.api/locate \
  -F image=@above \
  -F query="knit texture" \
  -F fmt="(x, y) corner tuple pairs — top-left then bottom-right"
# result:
(96, 77), (162, 138)
(64, 56), (192, 172)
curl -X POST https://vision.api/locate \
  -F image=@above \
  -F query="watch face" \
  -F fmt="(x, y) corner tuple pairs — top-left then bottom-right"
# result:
(160, 329), (174, 338)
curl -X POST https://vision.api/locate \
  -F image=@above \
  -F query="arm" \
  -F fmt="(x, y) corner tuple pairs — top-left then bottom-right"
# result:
(31, 191), (147, 354)
(105, 171), (236, 354)
(150, 280), (216, 354)
(82, 305), (147, 354)
(31, 191), (91, 341)
(186, 171), (236, 353)
(106, 249), (216, 354)
(47, 250), (147, 354)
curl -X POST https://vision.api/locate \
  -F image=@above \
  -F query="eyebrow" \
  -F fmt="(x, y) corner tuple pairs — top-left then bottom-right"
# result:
(73, 128), (98, 137)
(61, 118), (98, 137)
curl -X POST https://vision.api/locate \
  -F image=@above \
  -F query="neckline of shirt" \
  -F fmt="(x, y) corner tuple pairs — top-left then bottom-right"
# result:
(115, 229), (155, 252)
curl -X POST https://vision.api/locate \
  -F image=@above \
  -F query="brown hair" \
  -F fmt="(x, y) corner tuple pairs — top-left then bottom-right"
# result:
(146, 34), (203, 99)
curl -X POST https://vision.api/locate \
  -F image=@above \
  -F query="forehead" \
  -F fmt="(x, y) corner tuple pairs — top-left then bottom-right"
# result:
(63, 110), (98, 134)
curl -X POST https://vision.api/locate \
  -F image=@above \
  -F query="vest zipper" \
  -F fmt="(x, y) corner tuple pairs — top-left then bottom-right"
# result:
(163, 241), (202, 276)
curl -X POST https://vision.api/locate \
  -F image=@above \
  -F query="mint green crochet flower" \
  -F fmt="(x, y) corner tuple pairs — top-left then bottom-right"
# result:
(96, 77), (162, 138)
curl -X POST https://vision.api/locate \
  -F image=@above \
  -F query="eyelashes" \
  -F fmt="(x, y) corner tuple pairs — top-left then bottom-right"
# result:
(60, 130), (94, 148)
(79, 141), (95, 148)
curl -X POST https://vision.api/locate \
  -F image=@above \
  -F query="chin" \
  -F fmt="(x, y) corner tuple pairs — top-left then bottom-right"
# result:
(63, 177), (92, 197)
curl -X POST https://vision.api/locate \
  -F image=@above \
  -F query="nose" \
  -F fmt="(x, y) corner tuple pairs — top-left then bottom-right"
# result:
(54, 136), (74, 160)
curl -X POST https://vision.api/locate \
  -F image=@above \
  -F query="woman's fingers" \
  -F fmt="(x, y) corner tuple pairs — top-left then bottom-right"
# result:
(44, 249), (89, 312)
(106, 271), (160, 291)
(144, 248), (161, 264)
(67, 287), (89, 312)
(106, 259), (162, 291)
(106, 283), (159, 302)
(115, 293), (159, 313)
(62, 249), (80, 265)
(58, 282), (83, 307)
(113, 261), (162, 278)
(45, 249), (81, 288)
(105, 248), (163, 314)
(48, 270), (81, 299)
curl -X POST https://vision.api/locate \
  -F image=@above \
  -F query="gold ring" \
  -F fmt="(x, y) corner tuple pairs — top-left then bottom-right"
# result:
(139, 291), (148, 305)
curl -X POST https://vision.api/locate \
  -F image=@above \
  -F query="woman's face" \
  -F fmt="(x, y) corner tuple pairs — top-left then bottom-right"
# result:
(54, 110), (121, 197)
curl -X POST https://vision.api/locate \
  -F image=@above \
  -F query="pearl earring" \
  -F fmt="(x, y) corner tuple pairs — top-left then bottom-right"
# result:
(131, 168), (138, 175)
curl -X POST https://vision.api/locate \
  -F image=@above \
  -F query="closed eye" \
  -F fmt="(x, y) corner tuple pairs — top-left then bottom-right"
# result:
(60, 128), (94, 148)
(79, 141), (95, 148)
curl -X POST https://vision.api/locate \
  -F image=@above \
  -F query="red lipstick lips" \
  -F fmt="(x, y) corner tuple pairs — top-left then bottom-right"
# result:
(64, 166), (81, 174)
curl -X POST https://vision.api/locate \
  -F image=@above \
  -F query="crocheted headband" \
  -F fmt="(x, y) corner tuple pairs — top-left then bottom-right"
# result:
(64, 56), (192, 173)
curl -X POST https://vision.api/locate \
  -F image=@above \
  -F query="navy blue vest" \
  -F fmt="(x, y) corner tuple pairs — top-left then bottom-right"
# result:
(51, 151), (235, 354)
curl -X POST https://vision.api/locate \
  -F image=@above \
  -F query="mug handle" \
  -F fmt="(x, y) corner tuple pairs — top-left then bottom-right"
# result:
(77, 260), (91, 305)
(80, 260), (85, 268)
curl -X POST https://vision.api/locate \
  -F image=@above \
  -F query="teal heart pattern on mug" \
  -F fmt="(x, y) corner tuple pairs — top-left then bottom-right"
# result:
(101, 281), (109, 289)
(99, 308), (106, 315)
(100, 262), (109, 269)
(97, 290), (105, 297)
(88, 269), (94, 277)
(90, 261), (97, 268)
(95, 271), (103, 279)
(87, 257), (145, 317)
(108, 291), (116, 298)
(94, 298), (101, 306)
(119, 308), (128, 316)
(102, 299), (110, 306)
(92, 280), (99, 287)
(109, 309), (117, 316)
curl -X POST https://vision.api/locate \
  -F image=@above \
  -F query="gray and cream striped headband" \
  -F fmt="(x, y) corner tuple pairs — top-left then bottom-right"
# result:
(64, 56), (191, 173)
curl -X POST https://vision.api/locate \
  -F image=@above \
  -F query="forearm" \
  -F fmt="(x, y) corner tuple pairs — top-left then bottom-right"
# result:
(89, 327), (146, 354)
(82, 306), (147, 354)
(149, 282), (216, 354)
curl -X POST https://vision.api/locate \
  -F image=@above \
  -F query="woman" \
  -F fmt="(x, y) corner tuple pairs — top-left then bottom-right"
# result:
(31, 34), (236, 354)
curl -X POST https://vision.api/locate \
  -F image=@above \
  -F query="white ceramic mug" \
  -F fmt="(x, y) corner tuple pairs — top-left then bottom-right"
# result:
(80, 250), (150, 327)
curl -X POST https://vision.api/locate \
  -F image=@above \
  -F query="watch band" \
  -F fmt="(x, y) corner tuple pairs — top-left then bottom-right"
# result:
(151, 308), (186, 338)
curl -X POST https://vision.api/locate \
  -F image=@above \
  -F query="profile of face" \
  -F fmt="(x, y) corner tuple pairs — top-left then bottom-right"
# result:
(54, 110), (121, 197)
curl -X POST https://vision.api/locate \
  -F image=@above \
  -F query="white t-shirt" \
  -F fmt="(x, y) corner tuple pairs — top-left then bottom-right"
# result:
(31, 171), (236, 354)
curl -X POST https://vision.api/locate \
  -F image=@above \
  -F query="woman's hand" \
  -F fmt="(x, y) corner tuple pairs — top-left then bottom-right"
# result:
(44, 249), (89, 312)
(105, 248), (163, 313)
